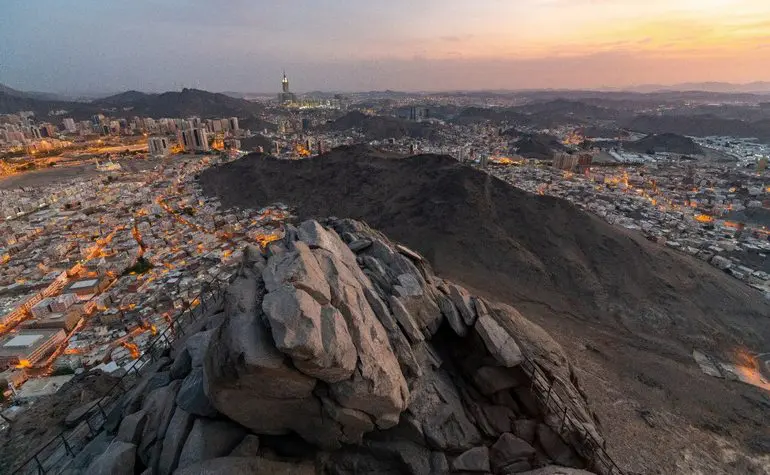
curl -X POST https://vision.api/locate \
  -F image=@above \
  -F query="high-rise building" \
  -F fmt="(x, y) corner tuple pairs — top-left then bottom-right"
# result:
(41, 124), (57, 137)
(553, 153), (579, 171)
(229, 117), (239, 131)
(278, 71), (297, 105)
(63, 118), (76, 133)
(148, 136), (170, 157)
(177, 128), (209, 153)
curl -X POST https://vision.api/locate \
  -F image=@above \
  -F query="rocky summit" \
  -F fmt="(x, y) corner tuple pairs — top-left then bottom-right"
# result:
(69, 219), (611, 475)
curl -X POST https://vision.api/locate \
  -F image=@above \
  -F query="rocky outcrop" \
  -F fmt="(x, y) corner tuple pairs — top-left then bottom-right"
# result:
(86, 219), (611, 475)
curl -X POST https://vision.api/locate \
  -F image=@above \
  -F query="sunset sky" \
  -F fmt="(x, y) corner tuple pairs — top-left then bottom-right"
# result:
(1, 0), (769, 93)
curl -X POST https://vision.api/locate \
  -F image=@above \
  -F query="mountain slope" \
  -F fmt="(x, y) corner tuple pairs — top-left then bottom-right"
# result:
(199, 146), (770, 473)
(200, 147), (768, 350)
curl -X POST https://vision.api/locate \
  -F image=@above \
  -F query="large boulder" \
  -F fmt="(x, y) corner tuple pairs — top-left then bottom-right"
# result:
(177, 368), (218, 417)
(157, 408), (194, 475)
(437, 293), (467, 337)
(475, 315), (524, 367)
(169, 349), (192, 380)
(185, 330), (214, 368)
(64, 400), (100, 428)
(312, 242), (409, 426)
(262, 286), (357, 383)
(85, 440), (136, 475)
(263, 240), (331, 305)
(228, 434), (260, 457)
(138, 380), (181, 466)
(452, 446), (491, 472)
(203, 309), (327, 446)
(536, 424), (582, 468)
(446, 284), (477, 327)
(176, 418), (247, 470)
(116, 409), (148, 445)
(490, 433), (537, 473)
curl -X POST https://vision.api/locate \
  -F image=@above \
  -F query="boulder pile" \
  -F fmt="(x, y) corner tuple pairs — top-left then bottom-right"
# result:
(79, 219), (611, 475)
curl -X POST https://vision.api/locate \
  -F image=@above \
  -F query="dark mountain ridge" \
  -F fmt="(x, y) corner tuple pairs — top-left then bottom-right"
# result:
(199, 147), (770, 473)
(512, 133), (566, 159)
(323, 111), (440, 141)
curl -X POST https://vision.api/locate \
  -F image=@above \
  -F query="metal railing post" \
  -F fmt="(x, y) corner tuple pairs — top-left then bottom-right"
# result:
(84, 415), (95, 436)
(560, 407), (568, 433)
(33, 455), (44, 475)
(95, 401), (107, 419)
(60, 433), (73, 457)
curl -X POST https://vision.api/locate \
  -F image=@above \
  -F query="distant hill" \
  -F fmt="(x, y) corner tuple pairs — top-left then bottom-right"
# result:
(582, 126), (625, 139)
(0, 83), (28, 98)
(239, 116), (278, 133)
(625, 114), (770, 143)
(323, 111), (440, 141)
(0, 87), (264, 120)
(499, 127), (524, 138)
(451, 107), (527, 124)
(238, 134), (274, 153)
(0, 83), (66, 101)
(512, 133), (566, 159)
(630, 82), (770, 94)
(517, 99), (626, 128)
(93, 88), (263, 118)
(0, 92), (70, 116)
(625, 133), (704, 155)
(96, 90), (152, 106)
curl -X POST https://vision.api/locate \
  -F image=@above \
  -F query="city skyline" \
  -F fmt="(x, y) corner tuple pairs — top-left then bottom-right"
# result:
(1, 0), (770, 93)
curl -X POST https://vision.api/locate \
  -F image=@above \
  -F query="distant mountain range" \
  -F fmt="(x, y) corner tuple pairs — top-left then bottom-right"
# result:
(0, 83), (70, 102)
(624, 82), (770, 94)
(94, 89), (264, 118)
(0, 85), (263, 120)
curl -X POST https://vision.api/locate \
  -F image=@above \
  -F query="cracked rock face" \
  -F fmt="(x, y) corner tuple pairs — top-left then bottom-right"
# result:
(100, 218), (607, 475)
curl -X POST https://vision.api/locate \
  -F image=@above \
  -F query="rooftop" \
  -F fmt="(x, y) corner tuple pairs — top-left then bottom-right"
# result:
(69, 279), (99, 290)
(3, 334), (42, 348)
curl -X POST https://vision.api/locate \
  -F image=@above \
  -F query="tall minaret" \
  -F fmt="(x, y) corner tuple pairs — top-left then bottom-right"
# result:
(282, 71), (290, 93)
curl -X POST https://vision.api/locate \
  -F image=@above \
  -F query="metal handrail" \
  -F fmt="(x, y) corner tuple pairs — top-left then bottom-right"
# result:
(524, 358), (625, 475)
(9, 268), (233, 475)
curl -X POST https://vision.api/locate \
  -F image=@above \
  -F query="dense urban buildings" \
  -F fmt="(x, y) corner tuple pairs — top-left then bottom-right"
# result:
(0, 80), (768, 475)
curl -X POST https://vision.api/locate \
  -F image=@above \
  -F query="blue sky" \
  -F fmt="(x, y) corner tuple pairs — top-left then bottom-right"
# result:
(1, 0), (769, 93)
